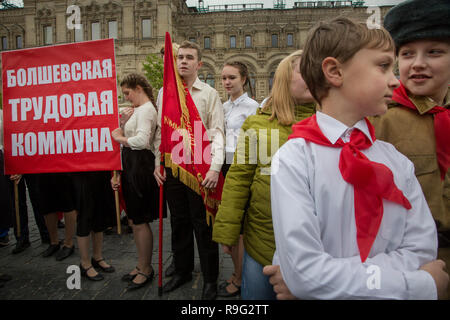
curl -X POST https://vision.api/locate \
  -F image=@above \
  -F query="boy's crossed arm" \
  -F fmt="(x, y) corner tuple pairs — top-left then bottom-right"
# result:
(264, 260), (449, 300)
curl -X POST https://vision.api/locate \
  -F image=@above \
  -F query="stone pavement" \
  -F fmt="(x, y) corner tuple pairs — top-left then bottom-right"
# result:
(0, 199), (238, 300)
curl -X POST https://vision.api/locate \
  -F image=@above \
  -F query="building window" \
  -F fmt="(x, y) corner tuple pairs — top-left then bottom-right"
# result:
(142, 19), (151, 39)
(199, 74), (205, 82)
(75, 25), (84, 42)
(44, 26), (53, 45)
(245, 35), (252, 48)
(230, 36), (236, 48)
(108, 21), (118, 39)
(206, 74), (215, 87)
(91, 22), (101, 40)
(204, 37), (210, 49)
(271, 34), (278, 48)
(16, 35), (23, 49)
(287, 33), (293, 47)
(1, 37), (7, 50)
(189, 37), (196, 43)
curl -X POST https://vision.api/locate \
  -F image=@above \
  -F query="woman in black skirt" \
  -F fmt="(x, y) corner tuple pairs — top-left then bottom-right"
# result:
(72, 170), (116, 281)
(111, 74), (165, 290)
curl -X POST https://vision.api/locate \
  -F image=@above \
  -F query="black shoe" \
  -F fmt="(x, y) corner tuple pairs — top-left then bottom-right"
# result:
(122, 267), (140, 282)
(11, 239), (30, 254)
(202, 282), (217, 300)
(0, 235), (10, 247)
(127, 269), (154, 291)
(162, 273), (192, 293)
(217, 280), (241, 297)
(165, 260), (176, 277)
(42, 243), (60, 257)
(55, 245), (74, 261)
(80, 264), (104, 281)
(91, 258), (115, 273)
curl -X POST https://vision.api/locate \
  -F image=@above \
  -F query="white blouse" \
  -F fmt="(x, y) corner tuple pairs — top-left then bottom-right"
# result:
(223, 92), (258, 153)
(271, 111), (438, 300)
(124, 101), (157, 151)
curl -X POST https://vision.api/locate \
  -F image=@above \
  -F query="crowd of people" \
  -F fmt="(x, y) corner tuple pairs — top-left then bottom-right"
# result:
(0, 0), (449, 299)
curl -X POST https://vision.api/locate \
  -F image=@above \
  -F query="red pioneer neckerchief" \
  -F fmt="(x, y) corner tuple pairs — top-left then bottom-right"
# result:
(392, 82), (450, 180)
(289, 115), (412, 262)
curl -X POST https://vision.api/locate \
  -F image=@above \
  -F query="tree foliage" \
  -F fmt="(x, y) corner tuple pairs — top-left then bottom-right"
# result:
(142, 53), (163, 91)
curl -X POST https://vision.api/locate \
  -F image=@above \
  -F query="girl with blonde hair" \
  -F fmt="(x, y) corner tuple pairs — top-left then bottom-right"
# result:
(212, 50), (315, 299)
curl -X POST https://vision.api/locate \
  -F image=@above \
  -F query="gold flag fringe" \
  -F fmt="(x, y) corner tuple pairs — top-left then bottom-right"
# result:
(164, 153), (221, 226)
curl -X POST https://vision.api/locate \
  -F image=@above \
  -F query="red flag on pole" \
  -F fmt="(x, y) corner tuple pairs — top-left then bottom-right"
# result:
(160, 32), (224, 225)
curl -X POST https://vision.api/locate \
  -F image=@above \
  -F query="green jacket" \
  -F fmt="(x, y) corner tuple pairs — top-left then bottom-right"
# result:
(212, 103), (315, 266)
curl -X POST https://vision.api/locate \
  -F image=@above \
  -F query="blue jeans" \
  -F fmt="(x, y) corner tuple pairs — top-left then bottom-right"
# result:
(241, 250), (276, 300)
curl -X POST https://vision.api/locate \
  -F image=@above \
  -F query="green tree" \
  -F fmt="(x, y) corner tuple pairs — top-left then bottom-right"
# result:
(142, 53), (163, 92)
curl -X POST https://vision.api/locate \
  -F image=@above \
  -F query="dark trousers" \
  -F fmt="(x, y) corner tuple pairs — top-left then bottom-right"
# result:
(12, 175), (49, 242)
(165, 169), (219, 283)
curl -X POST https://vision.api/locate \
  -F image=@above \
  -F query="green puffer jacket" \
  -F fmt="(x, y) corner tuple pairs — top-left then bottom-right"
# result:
(212, 103), (315, 266)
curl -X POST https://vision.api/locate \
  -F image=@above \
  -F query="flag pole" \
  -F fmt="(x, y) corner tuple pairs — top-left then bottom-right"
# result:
(113, 170), (121, 235)
(158, 157), (164, 297)
(14, 181), (20, 238)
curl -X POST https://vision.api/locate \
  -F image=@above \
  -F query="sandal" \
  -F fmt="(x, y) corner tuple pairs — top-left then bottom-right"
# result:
(217, 280), (241, 297)
(91, 258), (115, 273)
(80, 264), (104, 281)
(121, 266), (140, 282)
(127, 269), (154, 290)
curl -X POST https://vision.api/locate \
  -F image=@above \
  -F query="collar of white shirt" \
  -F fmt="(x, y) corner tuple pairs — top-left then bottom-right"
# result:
(316, 111), (374, 145)
(227, 92), (249, 107)
(192, 77), (207, 91)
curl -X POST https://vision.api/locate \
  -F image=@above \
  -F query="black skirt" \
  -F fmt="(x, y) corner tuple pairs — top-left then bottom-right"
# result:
(36, 173), (76, 215)
(121, 147), (166, 225)
(72, 171), (116, 237)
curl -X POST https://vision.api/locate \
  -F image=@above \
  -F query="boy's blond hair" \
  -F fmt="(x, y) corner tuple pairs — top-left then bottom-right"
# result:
(300, 17), (395, 105)
(263, 50), (304, 126)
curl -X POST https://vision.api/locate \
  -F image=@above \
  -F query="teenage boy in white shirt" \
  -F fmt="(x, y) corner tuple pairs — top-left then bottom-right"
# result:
(153, 40), (224, 300)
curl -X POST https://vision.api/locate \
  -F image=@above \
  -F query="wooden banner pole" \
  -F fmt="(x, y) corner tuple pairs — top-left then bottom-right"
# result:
(113, 171), (121, 235)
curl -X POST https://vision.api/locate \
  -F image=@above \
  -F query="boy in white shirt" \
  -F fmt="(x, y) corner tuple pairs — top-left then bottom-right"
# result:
(264, 17), (449, 299)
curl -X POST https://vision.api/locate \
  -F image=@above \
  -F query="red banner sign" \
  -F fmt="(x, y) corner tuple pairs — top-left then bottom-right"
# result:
(1, 39), (122, 174)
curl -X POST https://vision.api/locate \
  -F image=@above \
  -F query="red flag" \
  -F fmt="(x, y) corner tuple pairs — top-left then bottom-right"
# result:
(160, 32), (224, 225)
